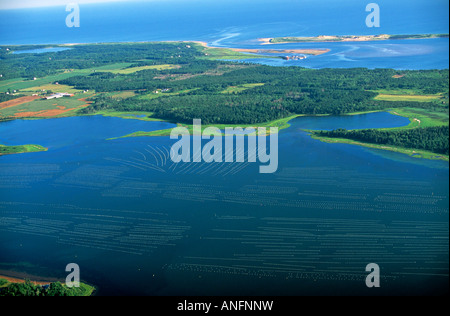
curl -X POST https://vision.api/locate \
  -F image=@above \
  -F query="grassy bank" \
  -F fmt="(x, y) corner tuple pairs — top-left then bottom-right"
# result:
(309, 133), (449, 161)
(89, 110), (169, 122)
(388, 107), (449, 129)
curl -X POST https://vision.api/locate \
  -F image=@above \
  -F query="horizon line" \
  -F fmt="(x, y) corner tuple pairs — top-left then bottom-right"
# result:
(0, 0), (148, 10)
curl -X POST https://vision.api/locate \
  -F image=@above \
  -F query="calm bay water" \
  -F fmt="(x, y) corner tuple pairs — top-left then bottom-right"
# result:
(0, 113), (448, 295)
(0, 0), (448, 296)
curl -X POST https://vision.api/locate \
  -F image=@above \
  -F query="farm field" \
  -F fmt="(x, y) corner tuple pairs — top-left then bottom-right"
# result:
(0, 94), (94, 118)
(221, 83), (265, 94)
(375, 93), (443, 102)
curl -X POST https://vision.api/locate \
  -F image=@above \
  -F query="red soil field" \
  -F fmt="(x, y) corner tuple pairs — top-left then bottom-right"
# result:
(0, 95), (41, 110)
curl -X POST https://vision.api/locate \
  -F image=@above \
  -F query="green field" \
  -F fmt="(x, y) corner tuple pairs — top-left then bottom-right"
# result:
(375, 94), (443, 102)
(103, 91), (137, 99)
(21, 83), (82, 94)
(199, 46), (274, 60)
(0, 62), (149, 93)
(0, 94), (92, 117)
(92, 110), (168, 122)
(221, 83), (265, 94)
(0, 73), (85, 93)
(388, 107), (449, 129)
(105, 64), (180, 74)
(137, 88), (199, 100)
(372, 89), (427, 95)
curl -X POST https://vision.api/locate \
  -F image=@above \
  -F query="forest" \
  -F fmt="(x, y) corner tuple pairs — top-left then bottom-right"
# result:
(316, 126), (449, 155)
(0, 279), (94, 296)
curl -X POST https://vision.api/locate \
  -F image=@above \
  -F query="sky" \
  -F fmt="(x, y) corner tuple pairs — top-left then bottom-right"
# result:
(0, 0), (135, 10)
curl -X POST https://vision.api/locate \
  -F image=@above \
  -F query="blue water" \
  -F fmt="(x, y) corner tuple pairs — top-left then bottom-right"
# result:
(0, 0), (448, 69)
(290, 112), (410, 131)
(230, 37), (449, 69)
(0, 113), (448, 295)
(0, 116), (175, 149)
(12, 47), (72, 54)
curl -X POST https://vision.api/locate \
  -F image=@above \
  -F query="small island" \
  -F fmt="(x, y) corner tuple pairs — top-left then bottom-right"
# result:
(230, 48), (329, 56)
(259, 33), (449, 45)
(0, 144), (48, 156)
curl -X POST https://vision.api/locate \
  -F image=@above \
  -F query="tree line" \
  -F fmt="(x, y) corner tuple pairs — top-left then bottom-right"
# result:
(317, 126), (449, 155)
(0, 280), (92, 296)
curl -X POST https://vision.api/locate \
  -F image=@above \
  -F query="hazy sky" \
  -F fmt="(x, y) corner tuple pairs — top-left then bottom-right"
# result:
(0, 0), (136, 10)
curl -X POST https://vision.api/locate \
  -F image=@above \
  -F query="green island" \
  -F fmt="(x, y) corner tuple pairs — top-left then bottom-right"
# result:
(0, 41), (448, 160)
(0, 144), (48, 156)
(0, 277), (95, 296)
(261, 33), (449, 44)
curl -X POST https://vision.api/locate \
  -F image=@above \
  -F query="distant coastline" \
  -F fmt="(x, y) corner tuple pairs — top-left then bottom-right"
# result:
(259, 33), (449, 45)
(178, 41), (330, 56)
(230, 48), (329, 56)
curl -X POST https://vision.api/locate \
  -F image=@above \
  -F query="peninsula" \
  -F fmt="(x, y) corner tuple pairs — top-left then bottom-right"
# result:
(259, 33), (449, 45)
(0, 144), (48, 156)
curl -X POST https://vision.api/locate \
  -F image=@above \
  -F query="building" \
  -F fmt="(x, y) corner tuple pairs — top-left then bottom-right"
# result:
(44, 93), (74, 100)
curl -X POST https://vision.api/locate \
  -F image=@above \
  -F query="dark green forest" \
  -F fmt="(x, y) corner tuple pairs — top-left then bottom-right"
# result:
(316, 126), (449, 155)
(0, 279), (94, 296)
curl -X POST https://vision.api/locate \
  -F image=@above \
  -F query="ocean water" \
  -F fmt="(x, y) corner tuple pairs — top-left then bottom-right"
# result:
(0, 0), (448, 69)
(12, 47), (72, 54)
(0, 113), (448, 295)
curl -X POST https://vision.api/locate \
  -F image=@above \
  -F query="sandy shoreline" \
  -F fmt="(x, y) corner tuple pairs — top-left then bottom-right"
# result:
(258, 35), (391, 45)
(231, 48), (330, 56)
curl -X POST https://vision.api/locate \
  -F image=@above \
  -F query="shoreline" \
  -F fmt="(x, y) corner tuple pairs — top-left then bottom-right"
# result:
(310, 133), (449, 162)
(230, 48), (330, 56)
(258, 33), (449, 45)
(107, 109), (449, 163)
(2, 40), (330, 57)
(0, 270), (61, 286)
(0, 269), (98, 296)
